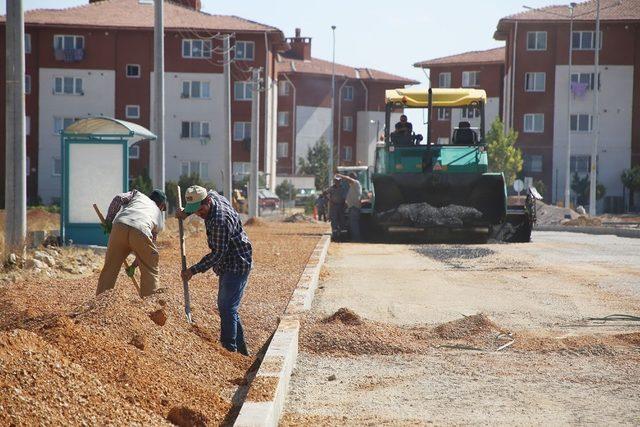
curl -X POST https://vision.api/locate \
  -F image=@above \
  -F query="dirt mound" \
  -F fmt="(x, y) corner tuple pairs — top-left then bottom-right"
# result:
(513, 331), (640, 356)
(563, 216), (603, 227)
(322, 308), (363, 326)
(284, 213), (315, 223)
(535, 201), (580, 225)
(244, 217), (267, 227)
(433, 314), (502, 340)
(167, 406), (208, 427)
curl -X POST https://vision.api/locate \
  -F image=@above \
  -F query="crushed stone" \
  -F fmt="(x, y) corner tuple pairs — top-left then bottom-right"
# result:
(376, 203), (483, 227)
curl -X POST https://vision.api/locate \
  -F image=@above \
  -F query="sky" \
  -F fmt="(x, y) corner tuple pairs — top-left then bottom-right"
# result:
(2, 0), (564, 132)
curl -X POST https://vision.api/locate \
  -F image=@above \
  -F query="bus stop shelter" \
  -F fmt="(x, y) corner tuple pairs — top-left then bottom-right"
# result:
(60, 117), (156, 246)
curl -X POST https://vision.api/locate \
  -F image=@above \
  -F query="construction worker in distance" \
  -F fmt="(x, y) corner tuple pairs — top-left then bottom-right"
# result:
(177, 185), (253, 356)
(97, 189), (167, 297)
(394, 114), (413, 135)
(336, 172), (362, 241)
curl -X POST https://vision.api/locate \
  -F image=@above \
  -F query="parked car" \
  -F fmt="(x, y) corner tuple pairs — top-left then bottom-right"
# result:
(258, 189), (280, 210)
(295, 188), (317, 207)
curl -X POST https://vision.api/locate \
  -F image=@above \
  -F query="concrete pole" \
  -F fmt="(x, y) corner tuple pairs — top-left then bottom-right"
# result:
(329, 25), (336, 186)
(153, 0), (165, 192)
(4, 0), (27, 252)
(248, 68), (261, 217)
(564, 4), (575, 208)
(223, 35), (232, 198)
(589, 0), (601, 215)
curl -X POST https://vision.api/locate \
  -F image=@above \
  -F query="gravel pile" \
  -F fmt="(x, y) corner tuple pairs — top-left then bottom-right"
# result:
(377, 203), (483, 227)
(0, 220), (325, 424)
(284, 213), (316, 223)
(563, 216), (603, 227)
(535, 201), (580, 225)
(413, 245), (495, 269)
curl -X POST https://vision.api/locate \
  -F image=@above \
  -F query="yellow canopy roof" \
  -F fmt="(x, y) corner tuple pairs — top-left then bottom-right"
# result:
(385, 88), (487, 108)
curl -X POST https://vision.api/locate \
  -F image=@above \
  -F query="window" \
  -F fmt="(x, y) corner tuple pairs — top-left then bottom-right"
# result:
(129, 145), (140, 159)
(277, 142), (289, 158)
(437, 137), (449, 145)
(278, 80), (290, 96)
(572, 31), (602, 50)
(523, 114), (544, 133)
(26, 116), (30, 136)
(437, 108), (450, 121)
(462, 107), (480, 119)
(523, 154), (543, 173)
(25, 34), (31, 54)
(54, 76), (83, 95)
(25, 74), (31, 94)
(343, 146), (353, 161)
(278, 111), (290, 127)
(525, 72), (545, 92)
(342, 116), (353, 132)
(343, 85), (354, 101)
(235, 41), (255, 60)
(181, 81), (211, 99)
(570, 114), (593, 132)
(52, 157), (62, 176)
(462, 71), (480, 87)
(526, 31), (547, 51)
(438, 72), (451, 88)
(54, 35), (84, 50)
(54, 117), (78, 134)
(570, 155), (590, 175)
(26, 156), (30, 176)
(182, 39), (212, 58)
(233, 121), (251, 141)
(126, 64), (140, 78)
(180, 161), (209, 179)
(571, 72), (599, 91)
(234, 81), (253, 100)
(125, 105), (140, 119)
(233, 162), (251, 177)
(180, 121), (210, 138)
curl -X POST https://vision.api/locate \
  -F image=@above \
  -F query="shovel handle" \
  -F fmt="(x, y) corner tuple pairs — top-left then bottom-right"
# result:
(176, 187), (194, 323)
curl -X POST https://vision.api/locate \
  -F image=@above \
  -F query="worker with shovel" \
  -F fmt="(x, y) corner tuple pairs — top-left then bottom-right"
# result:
(177, 185), (253, 356)
(96, 189), (167, 297)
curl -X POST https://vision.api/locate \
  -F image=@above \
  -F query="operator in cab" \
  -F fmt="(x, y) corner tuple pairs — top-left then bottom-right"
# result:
(394, 114), (413, 135)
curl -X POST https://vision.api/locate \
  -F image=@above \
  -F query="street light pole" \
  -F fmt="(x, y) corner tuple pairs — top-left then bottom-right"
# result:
(564, 3), (576, 208)
(329, 25), (336, 187)
(589, 0), (601, 215)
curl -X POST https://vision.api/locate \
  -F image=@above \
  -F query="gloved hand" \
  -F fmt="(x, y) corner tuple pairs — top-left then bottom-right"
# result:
(101, 220), (112, 235)
(125, 264), (136, 278)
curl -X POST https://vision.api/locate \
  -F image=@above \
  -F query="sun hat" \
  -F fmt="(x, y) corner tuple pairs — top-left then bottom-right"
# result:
(149, 189), (167, 205)
(184, 185), (208, 214)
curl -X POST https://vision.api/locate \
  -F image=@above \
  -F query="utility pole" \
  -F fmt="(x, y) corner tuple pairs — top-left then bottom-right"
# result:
(222, 34), (232, 199)
(248, 68), (262, 217)
(5, 0), (27, 252)
(564, 3), (576, 208)
(589, 0), (601, 216)
(153, 0), (165, 193)
(329, 25), (336, 187)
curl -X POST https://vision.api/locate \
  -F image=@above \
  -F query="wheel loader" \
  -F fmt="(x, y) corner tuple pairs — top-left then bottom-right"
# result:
(368, 87), (539, 242)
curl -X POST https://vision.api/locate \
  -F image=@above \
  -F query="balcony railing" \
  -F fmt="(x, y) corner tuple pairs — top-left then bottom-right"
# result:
(54, 48), (85, 62)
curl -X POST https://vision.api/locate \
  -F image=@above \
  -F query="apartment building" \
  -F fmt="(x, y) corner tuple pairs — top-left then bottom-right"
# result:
(414, 47), (505, 145)
(275, 29), (418, 177)
(495, 0), (640, 211)
(0, 0), (285, 204)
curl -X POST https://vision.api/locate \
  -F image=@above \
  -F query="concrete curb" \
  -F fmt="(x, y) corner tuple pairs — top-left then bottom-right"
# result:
(535, 225), (640, 239)
(234, 234), (330, 427)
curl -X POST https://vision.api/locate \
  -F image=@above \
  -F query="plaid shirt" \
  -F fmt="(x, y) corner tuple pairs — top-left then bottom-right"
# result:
(190, 191), (252, 276)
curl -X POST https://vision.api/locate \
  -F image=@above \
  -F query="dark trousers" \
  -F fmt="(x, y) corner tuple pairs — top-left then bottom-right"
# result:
(218, 270), (249, 353)
(348, 206), (361, 241)
(330, 203), (345, 237)
(317, 208), (327, 222)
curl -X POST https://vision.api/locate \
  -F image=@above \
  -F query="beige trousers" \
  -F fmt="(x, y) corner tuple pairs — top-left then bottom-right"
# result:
(96, 223), (159, 297)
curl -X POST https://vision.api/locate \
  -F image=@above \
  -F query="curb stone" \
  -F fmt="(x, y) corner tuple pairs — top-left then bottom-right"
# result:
(234, 234), (330, 427)
(535, 225), (640, 239)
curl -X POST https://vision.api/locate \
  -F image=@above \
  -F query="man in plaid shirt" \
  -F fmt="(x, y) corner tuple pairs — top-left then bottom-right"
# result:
(178, 185), (252, 355)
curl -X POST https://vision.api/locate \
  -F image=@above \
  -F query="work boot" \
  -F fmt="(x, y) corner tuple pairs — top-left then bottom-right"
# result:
(237, 341), (251, 357)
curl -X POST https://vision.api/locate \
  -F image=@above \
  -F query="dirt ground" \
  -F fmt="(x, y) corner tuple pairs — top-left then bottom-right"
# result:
(0, 218), (326, 425)
(283, 231), (640, 425)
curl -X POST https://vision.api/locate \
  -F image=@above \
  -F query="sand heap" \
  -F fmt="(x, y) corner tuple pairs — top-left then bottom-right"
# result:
(535, 201), (580, 225)
(563, 216), (603, 227)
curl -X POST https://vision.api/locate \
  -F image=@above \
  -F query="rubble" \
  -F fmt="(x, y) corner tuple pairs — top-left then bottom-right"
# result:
(284, 213), (316, 223)
(376, 203), (483, 227)
(535, 201), (580, 225)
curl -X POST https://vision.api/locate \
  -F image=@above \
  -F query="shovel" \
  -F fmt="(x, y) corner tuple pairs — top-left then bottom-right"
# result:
(177, 186), (194, 324)
(93, 204), (141, 297)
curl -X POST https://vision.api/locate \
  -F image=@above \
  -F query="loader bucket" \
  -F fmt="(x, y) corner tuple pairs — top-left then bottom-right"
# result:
(372, 172), (507, 227)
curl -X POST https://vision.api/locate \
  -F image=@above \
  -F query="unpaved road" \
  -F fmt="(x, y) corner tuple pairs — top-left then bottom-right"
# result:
(283, 231), (640, 425)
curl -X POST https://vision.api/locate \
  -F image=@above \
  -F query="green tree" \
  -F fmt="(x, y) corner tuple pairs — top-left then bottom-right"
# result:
(621, 165), (640, 209)
(571, 173), (606, 206)
(486, 118), (522, 186)
(165, 174), (216, 213)
(298, 137), (329, 190)
(275, 180), (296, 201)
(130, 168), (153, 195)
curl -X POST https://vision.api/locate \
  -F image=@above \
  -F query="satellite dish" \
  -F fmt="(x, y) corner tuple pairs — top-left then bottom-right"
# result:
(513, 179), (524, 194)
